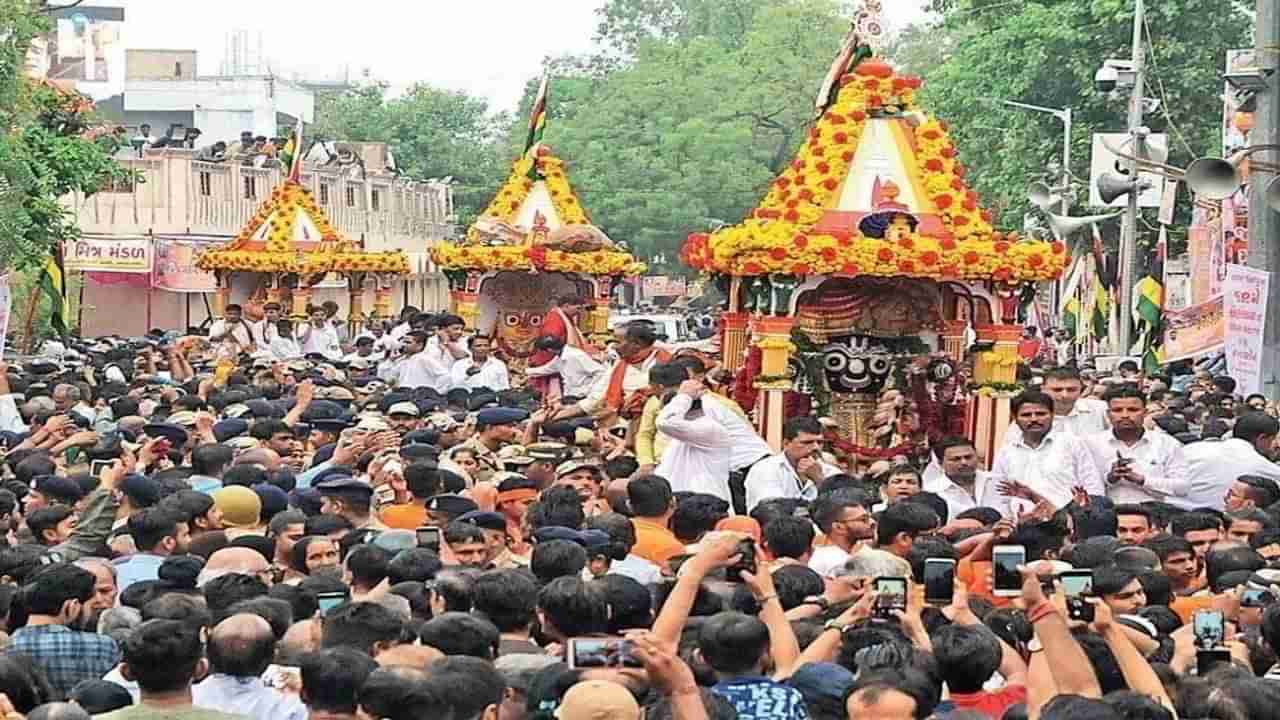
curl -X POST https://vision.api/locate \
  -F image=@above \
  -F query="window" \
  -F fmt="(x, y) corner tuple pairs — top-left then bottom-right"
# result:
(174, 61), (182, 77)
(371, 188), (381, 212)
(243, 175), (257, 200)
(199, 171), (212, 196)
(345, 185), (356, 207)
(319, 183), (330, 205)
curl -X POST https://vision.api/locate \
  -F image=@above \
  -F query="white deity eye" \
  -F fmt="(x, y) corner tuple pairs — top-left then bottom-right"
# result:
(824, 352), (848, 373)
(529, 315), (543, 327)
(868, 357), (891, 376)
(503, 314), (521, 327)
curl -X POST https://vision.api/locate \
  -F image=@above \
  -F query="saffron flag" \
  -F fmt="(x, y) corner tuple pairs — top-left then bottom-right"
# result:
(40, 243), (68, 338)
(524, 74), (549, 159)
(1062, 296), (1080, 338)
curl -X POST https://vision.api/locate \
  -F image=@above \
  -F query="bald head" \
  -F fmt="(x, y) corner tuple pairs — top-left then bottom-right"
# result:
(200, 547), (270, 586)
(375, 643), (444, 670)
(236, 447), (282, 471)
(28, 703), (91, 720)
(209, 613), (276, 677)
(280, 618), (322, 663)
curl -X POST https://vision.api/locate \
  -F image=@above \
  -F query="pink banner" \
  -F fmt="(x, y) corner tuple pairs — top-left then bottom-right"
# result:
(152, 239), (218, 293)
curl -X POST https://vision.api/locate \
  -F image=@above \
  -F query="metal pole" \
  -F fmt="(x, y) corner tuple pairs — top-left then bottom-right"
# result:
(1061, 108), (1073, 216)
(1118, 0), (1146, 354)
(1249, 0), (1280, 397)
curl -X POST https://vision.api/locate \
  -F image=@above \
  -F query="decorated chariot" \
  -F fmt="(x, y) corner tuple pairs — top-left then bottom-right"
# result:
(683, 36), (1068, 464)
(430, 79), (645, 380)
(195, 126), (411, 330)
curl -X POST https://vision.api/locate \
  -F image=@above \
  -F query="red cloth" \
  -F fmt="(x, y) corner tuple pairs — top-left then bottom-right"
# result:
(605, 347), (672, 415)
(911, 374), (968, 445)
(1017, 338), (1041, 360)
(949, 685), (1027, 719)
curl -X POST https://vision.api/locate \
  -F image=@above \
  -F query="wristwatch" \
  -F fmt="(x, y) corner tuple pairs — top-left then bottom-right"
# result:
(824, 619), (849, 633)
(805, 596), (831, 611)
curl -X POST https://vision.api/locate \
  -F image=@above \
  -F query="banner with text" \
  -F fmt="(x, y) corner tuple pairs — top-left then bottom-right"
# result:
(1224, 264), (1270, 396)
(1162, 296), (1225, 363)
(64, 237), (153, 274)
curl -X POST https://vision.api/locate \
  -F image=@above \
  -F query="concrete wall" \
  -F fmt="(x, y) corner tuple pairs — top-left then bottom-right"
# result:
(126, 50), (197, 81)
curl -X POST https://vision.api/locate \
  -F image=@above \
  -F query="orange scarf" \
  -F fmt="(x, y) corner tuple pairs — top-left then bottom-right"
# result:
(605, 347), (672, 413)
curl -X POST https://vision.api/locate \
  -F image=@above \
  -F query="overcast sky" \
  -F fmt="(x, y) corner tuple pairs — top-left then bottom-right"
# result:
(103, 0), (930, 112)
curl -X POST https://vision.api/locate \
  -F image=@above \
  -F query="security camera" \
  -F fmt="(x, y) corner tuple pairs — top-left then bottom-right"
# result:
(1095, 65), (1119, 93)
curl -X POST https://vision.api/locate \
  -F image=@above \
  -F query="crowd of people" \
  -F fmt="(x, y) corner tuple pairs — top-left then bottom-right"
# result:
(0, 304), (1276, 720)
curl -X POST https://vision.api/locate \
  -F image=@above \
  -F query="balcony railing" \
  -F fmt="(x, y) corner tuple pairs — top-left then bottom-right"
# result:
(69, 149), (456, 254)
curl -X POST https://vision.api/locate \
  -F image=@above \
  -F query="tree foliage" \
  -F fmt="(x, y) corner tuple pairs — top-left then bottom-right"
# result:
(888, 0), (1250, 240)
(312, 83), (510, 229)
(0, 0), (130, 273)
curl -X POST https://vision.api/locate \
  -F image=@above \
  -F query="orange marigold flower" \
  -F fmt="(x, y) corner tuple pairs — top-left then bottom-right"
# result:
(995, 241), (1010, 253)
(925, 159), (944, 172)
(935, 195), (954, 210)
(1028, 255), (1044, 268)
(898, 236), (914, 250)
(898, 260), (916, 273)
(878, 247), (895, 262)
(940, 238), (957, 251)
(963, 251), (980, 265)
(821, 247), (838, 262)
(920, 251), (939, 266)
(1051, 241), (1066, 254)
(794, 234), (809, 248)
(841, 263), (860, 275)
(792, 264), (810, 275)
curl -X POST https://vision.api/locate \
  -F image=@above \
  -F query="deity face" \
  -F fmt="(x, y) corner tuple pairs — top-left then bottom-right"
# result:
(886, 215), (914, 243)
(823, 346), (893, 395)
(496, 311), (545, 358)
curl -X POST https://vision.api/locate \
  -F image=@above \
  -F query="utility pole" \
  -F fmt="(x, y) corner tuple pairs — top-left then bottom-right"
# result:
(1117, 0), (1146, 355)
(1249, 0), (1280, 396)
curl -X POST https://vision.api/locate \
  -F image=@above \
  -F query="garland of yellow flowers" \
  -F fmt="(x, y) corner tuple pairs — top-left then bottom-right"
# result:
(685, 59), (1066, 284)
(464, 150), (591, 244)
(431, 244), (646, 276)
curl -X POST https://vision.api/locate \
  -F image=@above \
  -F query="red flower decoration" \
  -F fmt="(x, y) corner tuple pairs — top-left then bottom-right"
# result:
(898, 236), (915, 250)
(841, 262), (860, 275)
(898, 260), (916, 273)
(813, 147), (825, 157)
(954, 215), (971, 226)
(951, 179), (965, 191)
(1028, 254), (1044, 268)
(920, 251), (939, 266)
(993, 267), (1012, 281)
(962, 199), (978, 211)
(821, 247), (838, 262)
(829, 114), (845, 125)
(925, 158), (944, 172)
(794, 234), (809, 248)
(863, 78), (881, 90)
(851, 110), (867, 122)
(816, 162), (831, 174)
(792, 160), (804, 170)
(995, 241), (1010, 253)
(838, 236), (853, 247)
(785, 209), (800, 222)
(922, 129), (941, 141)
(822, 179), (839, 191)
(867, 95), (884, 107)
(963, 251), (981, 265)
(786, 199), (799, 209)
(769, 247), (788, 261)
(877, 247), (895, 263)
(940, 238), (957, 251)
(941, 265), (959, 277)
(834, 132), (849, 144)
(842, 151), (855, 162)
(981, 210), (994, 223)
(934, 194), (954, 210)
(941, 147), (957, 159)
(744, 262), (763, 274)
(893, 78), (909, 91)
(906, 76), (923, 89)
(776, 178), (791, 189)
(792, 263), (811, 275)
(1051, 241), (1066, 254)
(955, 164), (967, 177)
(798, 188), (814, 201)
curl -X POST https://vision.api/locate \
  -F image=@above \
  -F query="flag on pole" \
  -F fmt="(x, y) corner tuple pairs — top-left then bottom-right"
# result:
(286, 119), (305, 183)
(814, 26), (866, 117)
(1062, 296), (1080, 338)
(40, 243), (68, 338)
(524, 74), (549, 159)
(1089, 227), (1113, 341)
(1133, 226), (1168, 371)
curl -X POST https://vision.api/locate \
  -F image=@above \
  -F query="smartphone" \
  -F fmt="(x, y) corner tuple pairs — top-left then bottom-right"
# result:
(1059, 570), (1095, 623)
(1193, 610), (1225, 649)
(992, 545), (1026, 597)
(727, 539), (757, 583)
(1197, 647), (1232, 675)
(874, 576), (908, 618)
(416, 526), (441, 551)
(315, 590), (349, 616)
(1241, 588), (1276, 608)
(566, 637), (642, 669)
(374, 485), (396, 505)
(90, 459), (114, 478)
(923, 558), (956, 605)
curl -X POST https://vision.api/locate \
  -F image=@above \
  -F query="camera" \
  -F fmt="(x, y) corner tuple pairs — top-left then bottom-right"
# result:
(1094, 65), (1119, 93)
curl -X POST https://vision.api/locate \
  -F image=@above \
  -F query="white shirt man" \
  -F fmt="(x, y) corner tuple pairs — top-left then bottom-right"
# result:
(990, 393), (1103, 510)
(526, 344), (606, 399)
(655, 386), (772, 504)
(1084, 430), (1191, 505)
(744, 419), (841, 511)
(1004, 370), (1108, 445)
(295, 321), (341, 361)
(451, 355), (510, 392)
(1179, 414), (1280, 510)
(576, 348), (665, 417)
(923, 440), (1004, 521)
(209, 313), (255, 353)
(380, 332), (460, 392)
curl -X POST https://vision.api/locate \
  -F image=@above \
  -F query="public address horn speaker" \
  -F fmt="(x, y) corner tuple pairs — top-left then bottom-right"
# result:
(1183, 157), (1241, 200)
(1046, 211), (1124, 239)
(1096, 172), (1149, 204)
(1028, 182), (1058, 210)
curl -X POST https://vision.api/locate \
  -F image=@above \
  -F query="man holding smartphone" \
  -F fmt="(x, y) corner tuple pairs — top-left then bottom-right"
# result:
(1083, 384), (1190, 505)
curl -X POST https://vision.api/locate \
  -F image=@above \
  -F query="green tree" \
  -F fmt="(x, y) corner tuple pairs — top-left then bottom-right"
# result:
(888, 0), (1250, 240)
(312, 82), (510, 228)
(502, 0), (848, 271)
(0, 0), (129, 273)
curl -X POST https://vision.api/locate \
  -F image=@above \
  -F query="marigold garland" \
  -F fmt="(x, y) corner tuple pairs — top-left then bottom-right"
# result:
(431, 244), (646, 276)
(683, 58), (1066, 284)
(195, 181), (409, 275)
(464, 150), (591, 245)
